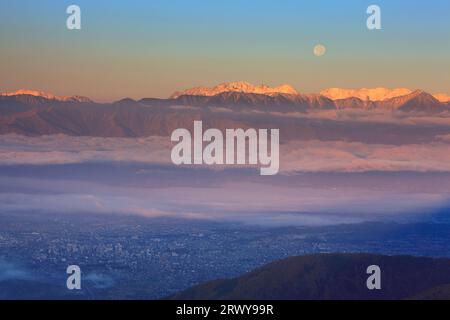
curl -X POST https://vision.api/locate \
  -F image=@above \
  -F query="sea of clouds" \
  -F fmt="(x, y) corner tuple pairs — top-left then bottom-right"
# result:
(1, 133), (450, 226)
(1, 134), (450, 173)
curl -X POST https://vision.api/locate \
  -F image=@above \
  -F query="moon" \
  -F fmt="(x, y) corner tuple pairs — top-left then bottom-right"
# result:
(313, 44), (326, 57)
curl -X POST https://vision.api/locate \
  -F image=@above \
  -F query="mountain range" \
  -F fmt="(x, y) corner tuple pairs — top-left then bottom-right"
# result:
(2, 82), (449, 110)
(171, 82), (450, 103)
(170, 253), (450, 300)
(0, 89), (92, 103)
(1, 82), (450, 137)
(170, 81), (300, 98)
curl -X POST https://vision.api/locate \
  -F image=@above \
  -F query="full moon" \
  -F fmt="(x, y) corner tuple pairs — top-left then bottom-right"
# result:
(313, 44), (326, 57)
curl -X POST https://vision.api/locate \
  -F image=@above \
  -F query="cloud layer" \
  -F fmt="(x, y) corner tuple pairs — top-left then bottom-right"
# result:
(1, 134), (450, 173)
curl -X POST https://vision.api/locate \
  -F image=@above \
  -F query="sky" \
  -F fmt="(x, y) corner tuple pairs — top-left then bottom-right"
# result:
(0, 0), (449, 102)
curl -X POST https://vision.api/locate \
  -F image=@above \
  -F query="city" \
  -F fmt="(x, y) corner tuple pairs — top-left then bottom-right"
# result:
(1, 209), (449, 299)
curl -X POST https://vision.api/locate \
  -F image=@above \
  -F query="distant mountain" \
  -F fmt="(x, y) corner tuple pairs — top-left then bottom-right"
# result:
(174, 82), (450, 104)
(1, 83), (449, 137)
(169, 92), (334, 111)
(321, 87), (413, 101)
(170, 81), (299, 99)
(167, 82), (449, 113)
(379, 90), (444, 113)
(170, 254), (450, 300)
(321, 87), (449, 103)
(0, 89), (92, 103)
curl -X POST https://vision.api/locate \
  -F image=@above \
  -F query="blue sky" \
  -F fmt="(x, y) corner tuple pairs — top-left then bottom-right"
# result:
(0, 0), (449, 101)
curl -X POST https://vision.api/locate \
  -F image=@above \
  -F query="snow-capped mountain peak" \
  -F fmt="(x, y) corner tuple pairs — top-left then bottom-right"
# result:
(0, 89), (92, 102)
(170, 81), (299, 98)
(320, 87), (413, 101)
